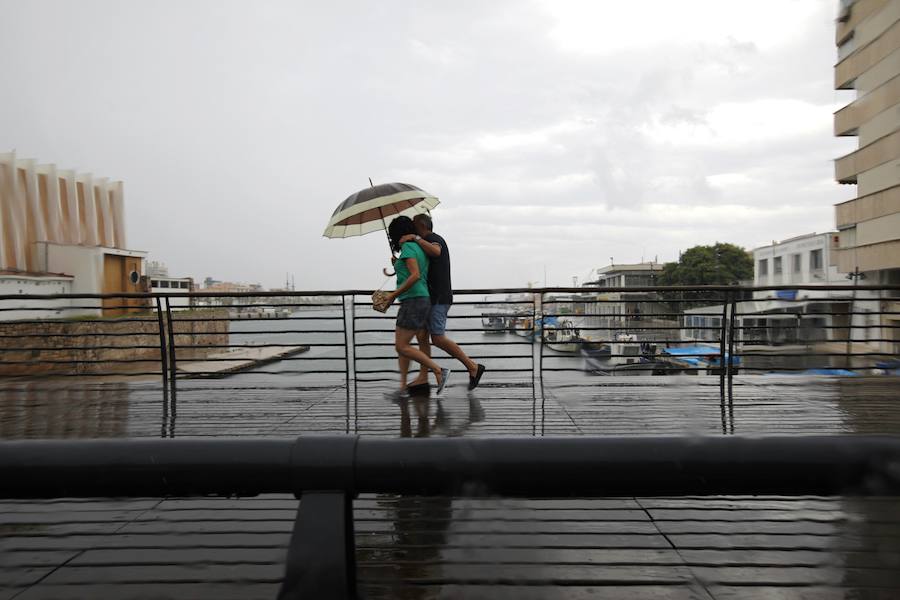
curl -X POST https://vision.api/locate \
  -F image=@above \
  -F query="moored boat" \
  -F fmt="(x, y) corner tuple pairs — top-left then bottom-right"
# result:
(481, 312), (510, 333)
(543, 318), (582, 353)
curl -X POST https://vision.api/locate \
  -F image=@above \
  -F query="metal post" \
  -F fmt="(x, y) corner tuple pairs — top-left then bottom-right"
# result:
(349, 295), (358, 433)
(845, 266), (863, 370)
(154, 296), (169, 386)
(341, 294), (352, 434)
(529, 293), (536, 388)
(164, 296), (178, 395)
(161, 384), (169, 438)
(536, 291), (544, 383)
(719, 296), (728, 398)
(535, 292), (545, 426)
(277, 491), (356, 600)
(727, 291), (737, 417)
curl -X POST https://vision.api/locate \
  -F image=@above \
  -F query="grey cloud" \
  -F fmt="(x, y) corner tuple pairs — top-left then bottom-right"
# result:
(0, 0), (849, 289)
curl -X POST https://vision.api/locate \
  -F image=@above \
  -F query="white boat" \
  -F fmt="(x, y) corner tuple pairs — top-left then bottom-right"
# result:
(582, 333), (661, 375)
(543, 318), (582, 353)
(481, 312), (509, 334)
(608, 333), (642, 365)
(512, 314), (535, 338)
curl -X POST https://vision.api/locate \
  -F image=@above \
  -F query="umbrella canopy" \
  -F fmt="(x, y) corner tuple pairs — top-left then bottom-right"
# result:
(323, 182), (439, 238)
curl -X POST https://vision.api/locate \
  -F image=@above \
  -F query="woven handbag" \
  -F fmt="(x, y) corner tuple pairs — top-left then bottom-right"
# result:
(371, 290), (392, 313)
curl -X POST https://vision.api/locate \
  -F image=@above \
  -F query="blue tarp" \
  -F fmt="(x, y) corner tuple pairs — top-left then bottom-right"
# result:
(801, 368), (859, 376)
(662, 346), (721, 356)
(661, 345), (741, 366)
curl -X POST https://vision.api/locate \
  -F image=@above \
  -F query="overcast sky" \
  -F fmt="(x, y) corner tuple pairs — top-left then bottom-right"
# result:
(1, 0), (856, 290)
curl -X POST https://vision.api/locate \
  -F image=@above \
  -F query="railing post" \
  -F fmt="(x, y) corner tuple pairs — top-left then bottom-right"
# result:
(164, 296), (178, 394)
(719, 294), (729, 399)
(536, 291), (544, 383)
(154, 295), (169, 387)
(278, 491), (356, 600)
(727, 290), (738, 412)
(341, 294), (353, 434)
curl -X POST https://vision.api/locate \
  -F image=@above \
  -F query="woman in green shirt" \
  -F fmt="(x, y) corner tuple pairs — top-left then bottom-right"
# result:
(385, 216), (449, 394)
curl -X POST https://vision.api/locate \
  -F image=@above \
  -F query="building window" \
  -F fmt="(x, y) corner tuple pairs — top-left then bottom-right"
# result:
(180, 281), (190, 289)
(159, 280), (170, 288)
(773, 257), (782, 275)
(758, 259), (768, 276)
(810, 249), (823, 271)
(792, 254), (802, 274)
(151, 280), (159, 287)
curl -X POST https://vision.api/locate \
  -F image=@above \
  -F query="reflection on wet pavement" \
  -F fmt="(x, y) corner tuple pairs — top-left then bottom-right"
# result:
(2, 376), (900, 598)
(2, 377), (900, 440)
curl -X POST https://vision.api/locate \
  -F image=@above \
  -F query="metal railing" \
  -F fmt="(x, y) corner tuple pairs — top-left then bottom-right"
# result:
(2, 285), (898, 391)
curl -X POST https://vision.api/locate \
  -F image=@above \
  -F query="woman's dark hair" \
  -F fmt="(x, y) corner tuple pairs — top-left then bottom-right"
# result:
(387, 215), (416, 253)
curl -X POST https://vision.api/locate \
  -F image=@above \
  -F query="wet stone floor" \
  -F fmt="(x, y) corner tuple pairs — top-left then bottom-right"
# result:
(1, 375), (900, 599)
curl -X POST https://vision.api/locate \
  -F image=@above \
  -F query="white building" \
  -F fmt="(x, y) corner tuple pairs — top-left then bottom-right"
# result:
(753, 232), (845, 296)
(577, 262), (669, 343)
(0, 273), (76, 320)
(0, 151), (147, 320)
(149, 275), (193, 310)
(684, 232), (889, 357)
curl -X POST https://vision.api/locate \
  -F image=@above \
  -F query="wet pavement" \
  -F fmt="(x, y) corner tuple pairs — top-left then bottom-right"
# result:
(2, 375), (900, 598)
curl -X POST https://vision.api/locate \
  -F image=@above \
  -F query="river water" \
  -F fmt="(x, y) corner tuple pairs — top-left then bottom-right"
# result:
(227, 302), (593, 386)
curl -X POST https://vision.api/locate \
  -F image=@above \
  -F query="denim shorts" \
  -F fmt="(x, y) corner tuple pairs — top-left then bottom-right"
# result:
(396, 297), (431, 331)
(428, 304), (451, 336)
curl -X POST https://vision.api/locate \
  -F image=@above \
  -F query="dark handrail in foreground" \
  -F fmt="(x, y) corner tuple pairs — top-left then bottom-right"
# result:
(2, 435), (900, 499)
(5, 434), (900, 600)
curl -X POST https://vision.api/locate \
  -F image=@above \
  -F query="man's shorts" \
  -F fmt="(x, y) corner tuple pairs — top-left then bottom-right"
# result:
(396, 297), (431, 331)
(428, 304), (451, 336)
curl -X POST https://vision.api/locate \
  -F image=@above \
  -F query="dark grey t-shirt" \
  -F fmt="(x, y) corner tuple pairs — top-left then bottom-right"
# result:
(425, 232), (453, 305)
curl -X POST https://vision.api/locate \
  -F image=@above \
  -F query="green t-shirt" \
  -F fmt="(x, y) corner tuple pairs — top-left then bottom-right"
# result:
(395, 241), (430, 301)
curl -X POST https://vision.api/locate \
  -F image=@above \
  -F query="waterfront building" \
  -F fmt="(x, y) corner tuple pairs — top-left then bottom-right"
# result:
(833, 1), (900, 281)
(0, 151), (146, 319)
(832, 0), (900, 352)
(753, 232), (846, 295)
(145, 261), (193, 309)
(581, 262), (663, 320)
(577, 262), (671, 342)
(196, 280), (263, 307)
(203, 281), (262, 294)
(683, 232), (891, 360)
(587, 262), (662, 288)
(149, 275), (194, 310)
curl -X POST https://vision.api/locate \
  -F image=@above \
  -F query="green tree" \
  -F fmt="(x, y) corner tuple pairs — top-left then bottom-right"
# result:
(658, 243), (752, 286)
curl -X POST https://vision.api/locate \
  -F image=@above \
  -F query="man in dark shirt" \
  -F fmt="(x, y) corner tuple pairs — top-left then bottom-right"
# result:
(401, 214), (486, 390)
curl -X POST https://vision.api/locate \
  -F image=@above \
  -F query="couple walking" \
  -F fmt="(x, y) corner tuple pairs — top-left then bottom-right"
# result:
(383, 214), (486, 395)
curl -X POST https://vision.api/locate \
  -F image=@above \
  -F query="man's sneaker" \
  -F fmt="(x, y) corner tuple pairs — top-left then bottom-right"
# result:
(436, 368), (452, 395)
(468, 364), (486, 390)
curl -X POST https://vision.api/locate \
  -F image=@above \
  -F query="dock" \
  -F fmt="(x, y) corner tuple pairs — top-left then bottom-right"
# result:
(176, 345), (309, 378)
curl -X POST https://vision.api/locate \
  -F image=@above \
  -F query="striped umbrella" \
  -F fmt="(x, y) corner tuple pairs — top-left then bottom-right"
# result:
(323, 182), (439, 242)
